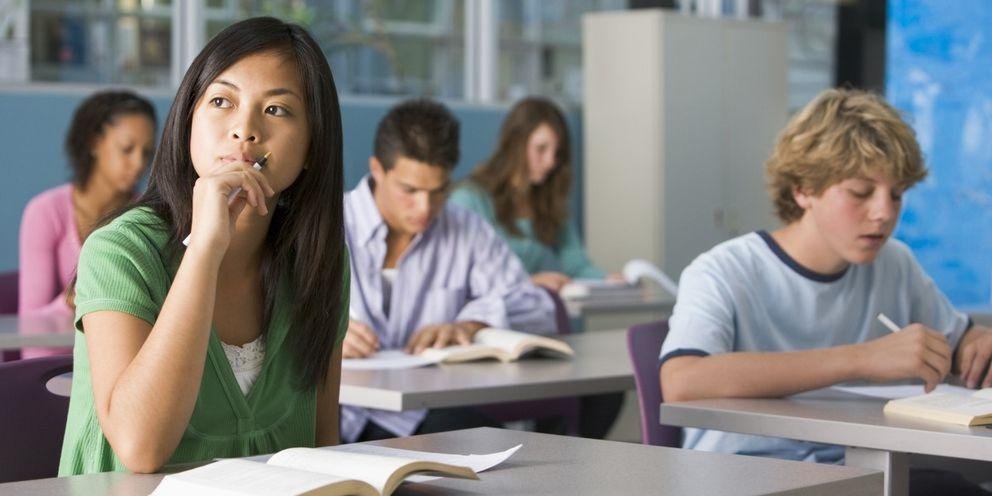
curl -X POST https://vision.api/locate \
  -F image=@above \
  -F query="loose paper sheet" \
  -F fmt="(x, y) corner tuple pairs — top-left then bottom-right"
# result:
(342, 349), (440, 370)
(831, 383), (975, 400)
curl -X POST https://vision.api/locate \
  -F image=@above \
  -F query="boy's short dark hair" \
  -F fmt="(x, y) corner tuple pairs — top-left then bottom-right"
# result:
(374, 98), (460, 171)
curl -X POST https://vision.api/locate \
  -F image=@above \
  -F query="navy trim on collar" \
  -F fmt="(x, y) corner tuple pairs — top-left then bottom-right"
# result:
(756, 230), (848, 283)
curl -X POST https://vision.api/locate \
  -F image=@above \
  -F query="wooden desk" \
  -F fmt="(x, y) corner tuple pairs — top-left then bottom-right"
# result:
(340, 329), (634, 411)
(0, 314), (74, 351)
(0, 427), (882, 495)
(660, 389), (992, 496)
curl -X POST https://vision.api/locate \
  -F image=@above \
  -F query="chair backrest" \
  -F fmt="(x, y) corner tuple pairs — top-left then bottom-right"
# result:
(542, 287), (572, 335)
(626, 320), (681, 447)
(0, 270), (17, 314)
(0, 355), (73, 482)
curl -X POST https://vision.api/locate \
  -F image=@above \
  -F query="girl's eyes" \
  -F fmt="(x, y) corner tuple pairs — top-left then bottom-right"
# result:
(207, 96), (291, 117)
(210, 97), (232, 108)
(265, 105), (290, 117)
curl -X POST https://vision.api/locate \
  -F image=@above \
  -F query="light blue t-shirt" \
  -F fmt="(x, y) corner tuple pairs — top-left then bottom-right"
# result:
(660, 231), (970, 463)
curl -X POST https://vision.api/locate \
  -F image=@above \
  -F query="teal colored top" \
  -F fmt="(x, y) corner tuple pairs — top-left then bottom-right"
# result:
(58, 207), (348, 475)
(449, 182), (604, 279)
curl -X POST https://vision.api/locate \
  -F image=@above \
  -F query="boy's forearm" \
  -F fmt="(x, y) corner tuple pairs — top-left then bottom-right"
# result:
(662, 344), (866, 402)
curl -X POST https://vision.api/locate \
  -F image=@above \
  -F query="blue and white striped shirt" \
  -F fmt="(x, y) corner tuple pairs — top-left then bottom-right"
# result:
(340, 176), (556, 442)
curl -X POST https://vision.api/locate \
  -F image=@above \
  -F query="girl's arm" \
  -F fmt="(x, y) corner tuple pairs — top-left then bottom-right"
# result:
(18, 195), (71, 315)
(316, 344), (343, 446)
(84, 162), (272, 473)
(84, 246), (224, 473)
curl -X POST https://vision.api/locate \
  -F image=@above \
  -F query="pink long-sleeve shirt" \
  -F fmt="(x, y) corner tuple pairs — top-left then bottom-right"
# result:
(18, 183), (80, 358)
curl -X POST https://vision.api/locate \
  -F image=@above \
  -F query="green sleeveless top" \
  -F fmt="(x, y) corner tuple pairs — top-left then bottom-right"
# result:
(58, 207), (348, 475)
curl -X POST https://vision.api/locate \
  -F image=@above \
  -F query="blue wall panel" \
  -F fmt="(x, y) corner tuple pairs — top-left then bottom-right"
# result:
(888, 0), (992, 306)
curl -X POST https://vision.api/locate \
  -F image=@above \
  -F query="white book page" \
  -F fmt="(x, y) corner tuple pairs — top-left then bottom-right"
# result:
(419, 344), (503, 363)
(560, 279), (639, 300)
(623, 259), (679, 296)
(832, 383), (974, 400)
(327, 444), (522, 483)
(473, 328), (531, 352)
(267, 448), (416, 494)
(897, 393), (992, 415)
(342, 349), (440, 370)
(151, 459), (359, 496)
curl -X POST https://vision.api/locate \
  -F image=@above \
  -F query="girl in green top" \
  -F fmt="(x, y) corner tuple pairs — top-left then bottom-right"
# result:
(449, 97), (610, 293)
(59, 17), (349, 475)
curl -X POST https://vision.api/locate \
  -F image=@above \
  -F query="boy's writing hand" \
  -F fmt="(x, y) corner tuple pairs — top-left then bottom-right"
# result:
(856, 323), (951, 392)
(342, 319), (379, 358)
(405, 321), (486, 355)
(956, 326), (992, 389)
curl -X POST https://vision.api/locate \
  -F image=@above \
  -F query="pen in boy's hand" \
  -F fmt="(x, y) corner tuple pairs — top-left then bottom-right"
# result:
(876, 312), (901, 333)
(182, 152), (270, 247)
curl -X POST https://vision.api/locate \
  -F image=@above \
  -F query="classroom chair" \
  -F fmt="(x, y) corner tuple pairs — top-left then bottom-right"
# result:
(0, 270), (20, 361)
(474, 288), (581, 435)
(626, 320), (682, 447)
(0, 270), (17, 314)
(0, 355), (73, 483)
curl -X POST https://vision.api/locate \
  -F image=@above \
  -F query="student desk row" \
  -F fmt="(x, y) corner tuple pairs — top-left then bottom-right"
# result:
(341, 328), (634, 411)
(660, 389), (992, 496)
(0, 427), (881, 495)
(0, 313), (74, 350)
(0, 291), (674, 350)
(11, 326), (636, 408)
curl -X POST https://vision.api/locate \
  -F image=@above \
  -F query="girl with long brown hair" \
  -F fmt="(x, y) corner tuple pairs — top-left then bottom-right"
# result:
(450, 97), (605, 292)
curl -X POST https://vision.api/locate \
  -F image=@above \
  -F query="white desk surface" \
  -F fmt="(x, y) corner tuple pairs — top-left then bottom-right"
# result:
(0, 314), (75, 350)
(659, 388), (992, 462)
(0, 427), (882, 496)
(340, 329), (634, 411)
(661, 389), (992, 496)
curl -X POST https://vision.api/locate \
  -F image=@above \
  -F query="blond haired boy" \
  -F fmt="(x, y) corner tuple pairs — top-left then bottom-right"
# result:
(660, 89), (992, 469)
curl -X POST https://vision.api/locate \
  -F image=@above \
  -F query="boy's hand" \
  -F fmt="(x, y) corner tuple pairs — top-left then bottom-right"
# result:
(405, 321), (486, 355)
(856, 323), (951, 392)
(342, 319), (380, 358)
(956, 326), (992, 389)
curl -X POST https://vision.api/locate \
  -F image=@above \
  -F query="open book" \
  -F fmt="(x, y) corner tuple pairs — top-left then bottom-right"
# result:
(883, 387), (992, 426)
(151, 443), (520, 496)
(559, 259), (678, 300)
(342, 328), (573, 371)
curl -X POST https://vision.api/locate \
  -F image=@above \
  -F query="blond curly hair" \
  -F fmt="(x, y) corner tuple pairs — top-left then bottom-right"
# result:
(766, 88), (926, 224)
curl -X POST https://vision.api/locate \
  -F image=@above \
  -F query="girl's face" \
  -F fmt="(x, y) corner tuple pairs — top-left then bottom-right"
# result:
(89, 114), (155, 194)
(190, 50), (310, 197)
(525, 123), (559, 185)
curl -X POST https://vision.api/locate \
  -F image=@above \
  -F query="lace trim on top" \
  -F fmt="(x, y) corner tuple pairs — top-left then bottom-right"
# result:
(220, 335), (266, 396)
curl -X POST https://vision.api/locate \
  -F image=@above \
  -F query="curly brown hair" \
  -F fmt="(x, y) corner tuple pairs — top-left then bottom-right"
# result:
(766, 88), (926, 224)
(65, 90), (156, 189)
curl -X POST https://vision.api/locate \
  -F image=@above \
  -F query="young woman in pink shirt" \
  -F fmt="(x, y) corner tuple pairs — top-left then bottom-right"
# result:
(18, 90), (156, 358)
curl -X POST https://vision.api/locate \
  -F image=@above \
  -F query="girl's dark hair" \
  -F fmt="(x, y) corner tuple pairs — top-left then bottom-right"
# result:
(65, 90), (157, 189)
(469, 97), (572, 246)
(136, 17), (346, 390)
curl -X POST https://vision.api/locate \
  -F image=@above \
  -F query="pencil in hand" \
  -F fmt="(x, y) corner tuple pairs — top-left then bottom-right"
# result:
(182, 152), (270, 247)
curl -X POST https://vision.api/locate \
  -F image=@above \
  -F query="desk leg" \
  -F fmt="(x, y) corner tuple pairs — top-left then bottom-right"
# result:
(845, 447), (908, 496)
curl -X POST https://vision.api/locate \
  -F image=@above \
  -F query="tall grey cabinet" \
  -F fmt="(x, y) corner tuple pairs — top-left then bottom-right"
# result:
(582, 9), (788, 279)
